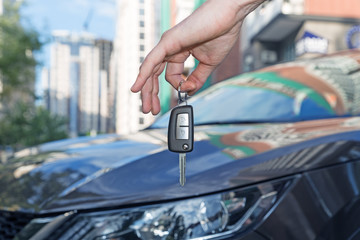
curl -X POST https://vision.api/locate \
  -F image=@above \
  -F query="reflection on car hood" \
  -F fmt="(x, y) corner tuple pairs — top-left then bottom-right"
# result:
(1, 117), (360, 214)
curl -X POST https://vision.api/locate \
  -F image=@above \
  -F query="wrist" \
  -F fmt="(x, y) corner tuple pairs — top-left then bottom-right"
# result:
(232, 0), (266, 20)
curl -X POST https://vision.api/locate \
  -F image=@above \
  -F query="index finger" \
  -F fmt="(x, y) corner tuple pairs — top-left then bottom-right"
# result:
(131, 46), (165, 93)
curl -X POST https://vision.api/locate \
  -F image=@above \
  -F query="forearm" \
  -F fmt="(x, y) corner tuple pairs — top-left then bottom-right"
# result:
(166, 0), (266, 55)
(203, 0), (266, 24)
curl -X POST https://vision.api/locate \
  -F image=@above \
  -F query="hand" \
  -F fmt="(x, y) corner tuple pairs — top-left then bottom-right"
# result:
(131, 0), (265, 115)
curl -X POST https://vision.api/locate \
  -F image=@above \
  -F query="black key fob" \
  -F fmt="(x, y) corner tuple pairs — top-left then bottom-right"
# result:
(168, 105), (194, 153)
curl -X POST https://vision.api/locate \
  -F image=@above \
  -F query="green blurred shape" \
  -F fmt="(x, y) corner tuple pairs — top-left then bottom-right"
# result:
(159, 0), (172, 114)
(208, 133), (257, 159)
(249, 72), (334, 113)
(194, 0), (207, 8)
(231, 72), (335, 113)
(159, 0), (210, 114)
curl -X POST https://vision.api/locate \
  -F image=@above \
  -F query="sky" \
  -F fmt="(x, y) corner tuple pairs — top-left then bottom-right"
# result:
(22, 0), (116, 40)
(20, 0), (117, 98)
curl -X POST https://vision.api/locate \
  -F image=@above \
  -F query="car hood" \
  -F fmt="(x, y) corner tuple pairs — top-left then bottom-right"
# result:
(1, 117), (360, 214)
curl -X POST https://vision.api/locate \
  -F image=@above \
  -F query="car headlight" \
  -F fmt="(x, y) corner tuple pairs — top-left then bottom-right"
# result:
(17, 176), (296, 240)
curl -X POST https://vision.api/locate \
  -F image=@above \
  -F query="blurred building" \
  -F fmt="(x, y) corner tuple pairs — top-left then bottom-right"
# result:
(110, 0), (160, 134)
(95, 39), (113, 133)
(241, 0), (360, 72)
(45, 31), (113, 137)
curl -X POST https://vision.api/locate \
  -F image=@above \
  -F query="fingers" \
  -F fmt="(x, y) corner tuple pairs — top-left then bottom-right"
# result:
(133, 34), (215, 114)
(165, 61), (215, 98)
(131, 46), (165, 93)
(139, 62), (214, 114)
(150, 62), (165, 115)
(141, 76), (153, 114)
(151, 75), (161, 115)
(133, 30), (182, 93)
(185, 63), (216, 95)
(134, 43), (165, 114)
(140, 62), (165, 115)
(165, 62), (186, 89)
(138, 59), (215, 114)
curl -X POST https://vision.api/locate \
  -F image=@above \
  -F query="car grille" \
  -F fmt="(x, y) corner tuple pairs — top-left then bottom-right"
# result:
(0, 210), (37, 240)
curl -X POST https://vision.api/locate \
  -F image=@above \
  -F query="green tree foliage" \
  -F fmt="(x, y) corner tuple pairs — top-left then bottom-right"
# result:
(0, 0), (42, 99)
(0, 1), (68, 154)
(0, 101), (68, 151)
(26, 105), (68, 146)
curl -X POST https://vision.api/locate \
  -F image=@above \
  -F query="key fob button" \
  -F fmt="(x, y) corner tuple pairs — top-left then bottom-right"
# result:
(177, 113), (189, 126)
(176, 127), (189, 139)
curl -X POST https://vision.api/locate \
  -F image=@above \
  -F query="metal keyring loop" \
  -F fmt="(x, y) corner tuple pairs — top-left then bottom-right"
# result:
(178, 80), (187, 105)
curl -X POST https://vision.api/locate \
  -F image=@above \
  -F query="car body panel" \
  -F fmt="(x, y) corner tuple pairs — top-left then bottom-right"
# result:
(1, 50), (360, 239)
(257, 161), (360, 240)
(1, 117), (360, 214)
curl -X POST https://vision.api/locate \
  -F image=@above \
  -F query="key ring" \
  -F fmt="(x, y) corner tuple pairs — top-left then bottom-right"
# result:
(178, 80), (188, 105)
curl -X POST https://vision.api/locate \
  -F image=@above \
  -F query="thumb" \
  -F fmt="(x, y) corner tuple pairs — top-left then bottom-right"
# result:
(184, 63), (215, 95)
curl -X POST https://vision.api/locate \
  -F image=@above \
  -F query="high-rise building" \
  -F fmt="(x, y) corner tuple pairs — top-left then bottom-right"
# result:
(110, 0), (160, 134)
(46, 31), (112, 137)
(96, 39), (113, 133)
(41, 67), (50, 110)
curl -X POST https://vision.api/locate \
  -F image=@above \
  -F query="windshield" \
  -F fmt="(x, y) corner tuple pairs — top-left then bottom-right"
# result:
(151, 67), (360, 128)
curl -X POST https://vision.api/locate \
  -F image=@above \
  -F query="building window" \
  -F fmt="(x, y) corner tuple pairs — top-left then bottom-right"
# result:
(140, 56), (144, 63)
(139, 21), (145, 27)
(139, 8), (144, 15)
(140, 33), (145, 39)
(140, 45), (145, 51)
(139, 117), (144, 125)
(139, 0), (144, 3)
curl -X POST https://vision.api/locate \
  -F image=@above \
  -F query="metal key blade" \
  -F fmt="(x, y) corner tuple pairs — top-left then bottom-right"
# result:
(179, 153), (186, 186)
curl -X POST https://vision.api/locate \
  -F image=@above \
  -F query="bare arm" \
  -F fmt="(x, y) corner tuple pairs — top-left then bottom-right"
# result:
(131, 0), (265, 115)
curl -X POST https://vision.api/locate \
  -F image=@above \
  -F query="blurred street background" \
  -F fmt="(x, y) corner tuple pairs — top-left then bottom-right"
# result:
(0, 0), (359, 161)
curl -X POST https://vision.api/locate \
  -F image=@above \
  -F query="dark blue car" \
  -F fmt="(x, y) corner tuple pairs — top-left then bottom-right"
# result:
(1, 50), (360, 240)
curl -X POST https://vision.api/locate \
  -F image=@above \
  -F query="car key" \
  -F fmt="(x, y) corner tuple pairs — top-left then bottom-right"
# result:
(168, 84), (194, 186)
